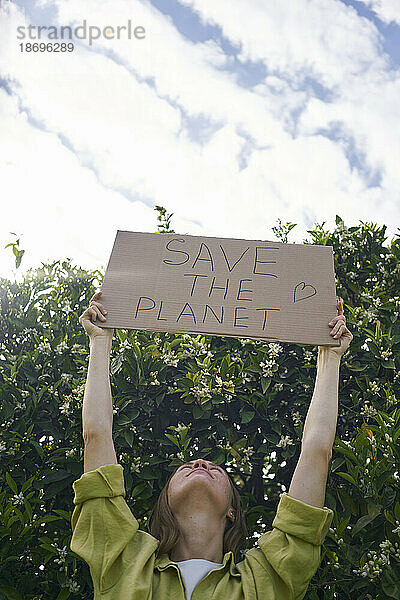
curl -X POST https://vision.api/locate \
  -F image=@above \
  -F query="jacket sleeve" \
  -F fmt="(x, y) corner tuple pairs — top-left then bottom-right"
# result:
(70, 464), (139, 592)
(254, 492), (334, 600)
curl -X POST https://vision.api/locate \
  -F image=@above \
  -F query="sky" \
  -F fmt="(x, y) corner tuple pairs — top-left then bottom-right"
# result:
(0, 0), (399, 283)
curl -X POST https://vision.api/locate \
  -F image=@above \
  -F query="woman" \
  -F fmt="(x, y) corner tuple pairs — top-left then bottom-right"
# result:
(70, 290), (353, 599)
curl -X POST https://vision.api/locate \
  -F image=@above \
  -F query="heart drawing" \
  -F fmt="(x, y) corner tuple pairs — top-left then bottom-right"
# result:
(293, 282), (317, 303)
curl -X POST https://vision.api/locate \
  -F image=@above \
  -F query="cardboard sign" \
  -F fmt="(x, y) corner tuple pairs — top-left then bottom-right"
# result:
(98, 230), (340, 347)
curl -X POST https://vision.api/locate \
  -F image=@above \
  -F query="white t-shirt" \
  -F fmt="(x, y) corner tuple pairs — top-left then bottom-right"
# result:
(176, 559), (223, 600)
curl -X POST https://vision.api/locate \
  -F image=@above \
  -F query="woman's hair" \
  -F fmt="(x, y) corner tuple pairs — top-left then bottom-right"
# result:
(146, 464), (248, 563)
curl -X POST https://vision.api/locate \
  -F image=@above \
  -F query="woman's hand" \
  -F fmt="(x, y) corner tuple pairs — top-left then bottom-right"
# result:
(79, 290), (114, 341)
(321, 299), (353, 359)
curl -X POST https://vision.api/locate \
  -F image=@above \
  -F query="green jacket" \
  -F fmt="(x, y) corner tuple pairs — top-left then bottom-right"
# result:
(70, 464), (333, 599)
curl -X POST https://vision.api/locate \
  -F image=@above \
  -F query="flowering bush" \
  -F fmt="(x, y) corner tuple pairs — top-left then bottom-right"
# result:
(0, 213), (399, 599)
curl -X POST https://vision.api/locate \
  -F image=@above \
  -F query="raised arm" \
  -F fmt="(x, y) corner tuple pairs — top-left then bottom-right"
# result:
(288, 300), (353, 508)
(79, 291), (117, 472)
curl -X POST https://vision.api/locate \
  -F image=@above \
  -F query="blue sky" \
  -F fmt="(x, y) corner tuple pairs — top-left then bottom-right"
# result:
(1, 0), (399, 281)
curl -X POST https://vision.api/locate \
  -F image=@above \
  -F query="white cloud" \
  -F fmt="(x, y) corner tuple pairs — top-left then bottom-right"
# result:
(358, 0), (400, 25)
(173, 0), (400, 230)
(1, 0), (399, 282)
(179, 0), (388, 87)
(0, 88), (156, 279)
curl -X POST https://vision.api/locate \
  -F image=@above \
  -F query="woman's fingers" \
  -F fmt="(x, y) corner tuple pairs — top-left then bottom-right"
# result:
(329, 316), (346, 336)
(329, 314), (346, 327)
(89, 291), (103, 304)
(88, 306), (106, 322)
(90, 300), (107, 315)
(331, 323), (345, 338)
(330, 313), (346, 323)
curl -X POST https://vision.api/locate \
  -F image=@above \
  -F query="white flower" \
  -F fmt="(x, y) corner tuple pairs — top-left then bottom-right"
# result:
(129, 457), (141, 473)
(360, 401), (378, 419)
(259, 358), (276, 378)
(242, 446), (254, 459)
(303, 349), (314, 363)
(240, 371), (253, 383)
(12, 492), (24, 506)
(268, 343), (283, 357)
(53, 545), (68, 565)
(381, 348), (393, 360)
(175, 423), (187, 433)
(37, 341), (52, 354)
(239, 338), (254, 346)
(55, 341), (69, 355)
(368, 380), (380, 394)
(61, 373), (73, 383)
(162, 352), (179, 367)
(291, 411), (303, 427)
(59, 395), (73, 415)
(277, 435), (294, 448)
(67, 579), (80, 593)
(119, 340), (131, 351)
(71, 343), (84, 354)
(149, 371), (160, 386)
(392, 522), (400, 535)
(342, 439), (354, 448)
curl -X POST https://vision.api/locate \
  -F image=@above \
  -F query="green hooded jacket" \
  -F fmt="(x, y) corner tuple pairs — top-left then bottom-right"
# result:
(70, 464), (333, 599)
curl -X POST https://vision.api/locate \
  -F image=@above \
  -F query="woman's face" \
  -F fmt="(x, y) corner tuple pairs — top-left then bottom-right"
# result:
(167, 458), (235, 524)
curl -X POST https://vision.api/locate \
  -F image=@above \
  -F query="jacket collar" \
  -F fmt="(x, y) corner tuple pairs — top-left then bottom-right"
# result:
(154, 550), (241, 578)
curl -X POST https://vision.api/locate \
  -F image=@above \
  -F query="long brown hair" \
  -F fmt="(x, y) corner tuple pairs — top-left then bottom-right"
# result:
(146, 464), (248, 563)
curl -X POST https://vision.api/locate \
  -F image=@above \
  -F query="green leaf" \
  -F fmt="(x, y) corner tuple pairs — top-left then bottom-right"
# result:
(21, 476), (35, 493)
(192, 404), (204, 419)
(352, 514), (375, 537)
(261, 376), (271, 394)
(240, 409), (255, 423)
(395, 501), (400, 522)
(131, 342), (142, 362)
(330, 456), (345, 472)
(52, 509), (72, 521)
(30, 439), (44, 459)
(40, 470), (70, 485)
(367, 502), (381, 519)
(5, 473), (18, 494)
(131, 482), (147, 497)
(32, 515), (63, 526)
(375, 469), (394, 492)
(335, 215), (344, 226)
(335, 471), (357, 487)
(183, 437), (192, 451)
(111, 354), (124, 375)
(117, 329), (127, 343)
(264, 434), (279, 445)
(23, 499), (32, 521)
(176, 378), (194, 390)
(384, 509), (395, 525)
(346, 362), (368, 371)
(0, 586), (23, 600)
(381, 571), (400, 599)
(139, 466), (158, 479)
(123, 429), (134, 447)
(55, 589), (70, 600)
(220, 354), (231, 379)
(165, 433), (181, 448)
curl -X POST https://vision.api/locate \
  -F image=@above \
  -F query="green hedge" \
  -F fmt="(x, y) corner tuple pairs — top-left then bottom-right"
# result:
(0, 213), (399, 599)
